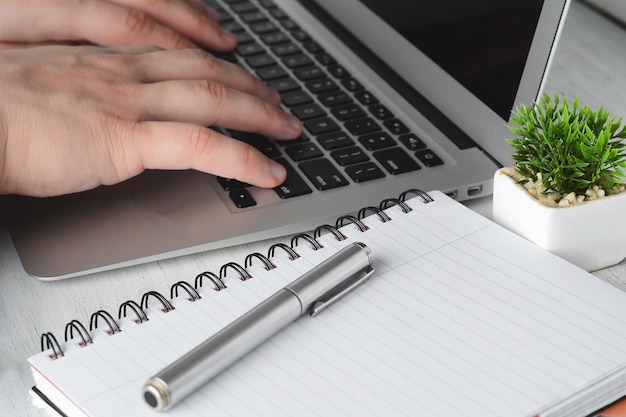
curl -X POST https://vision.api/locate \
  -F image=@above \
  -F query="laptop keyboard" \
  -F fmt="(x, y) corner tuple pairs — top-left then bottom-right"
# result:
(203, 0), (444, 209)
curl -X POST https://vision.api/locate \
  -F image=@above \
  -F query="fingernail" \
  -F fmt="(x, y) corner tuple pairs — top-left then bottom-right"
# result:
(287, 114), (301, 132)
(220, 29), (237, 45)
(268, 88), (281, 104)
(271, 161), (287, 182)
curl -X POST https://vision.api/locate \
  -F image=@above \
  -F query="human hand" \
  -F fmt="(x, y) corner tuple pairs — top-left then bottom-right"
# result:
(0, 45), (301, 197)
(0, 0), (235, 51)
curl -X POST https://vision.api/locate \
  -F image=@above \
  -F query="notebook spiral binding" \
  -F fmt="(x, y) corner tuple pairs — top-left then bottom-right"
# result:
(39, 188), (433, 359)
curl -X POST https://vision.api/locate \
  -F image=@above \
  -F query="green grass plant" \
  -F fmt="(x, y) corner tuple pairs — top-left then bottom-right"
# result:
(507, 93), (626, 201)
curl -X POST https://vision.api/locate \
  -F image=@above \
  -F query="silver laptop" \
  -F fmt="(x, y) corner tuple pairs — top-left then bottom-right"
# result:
(0, 0), (571, 280)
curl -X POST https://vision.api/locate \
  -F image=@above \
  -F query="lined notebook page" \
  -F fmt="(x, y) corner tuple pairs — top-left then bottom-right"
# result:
(28, 191), (626, 417)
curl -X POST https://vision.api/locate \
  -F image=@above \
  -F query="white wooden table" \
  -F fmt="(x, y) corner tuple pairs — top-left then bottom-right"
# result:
(2, 1), (626, 415)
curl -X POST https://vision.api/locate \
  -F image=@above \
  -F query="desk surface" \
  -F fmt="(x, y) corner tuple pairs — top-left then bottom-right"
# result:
(2, 2), (626, 416)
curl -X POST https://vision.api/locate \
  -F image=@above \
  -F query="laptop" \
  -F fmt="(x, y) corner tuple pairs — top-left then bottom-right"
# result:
(0, 0), (571, 280)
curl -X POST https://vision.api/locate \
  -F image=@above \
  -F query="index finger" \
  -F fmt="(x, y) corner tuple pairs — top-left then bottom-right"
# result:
(131, 122), (288, 188)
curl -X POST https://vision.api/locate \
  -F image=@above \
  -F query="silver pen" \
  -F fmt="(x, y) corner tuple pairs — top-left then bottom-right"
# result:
(142, 242), (374, 412)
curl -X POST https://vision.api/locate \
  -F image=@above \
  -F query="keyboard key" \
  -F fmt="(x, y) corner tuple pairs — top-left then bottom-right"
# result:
(259, 0), (276, 8)
(344, 117), (381, 135)
(317, 131), (354, 150)
(399, 133), (426, 151)
(229, 130), (267, 145)
(280, 18), (299, 31)
(285, 143), (324, 161)
(229, 189), (257, 208)
(373, 147), (421, 175)
(231, 2), (257, 14)
(237, 42), (265, 56)
(204, 1), (222, 9)
(283, 54), (314, 68)
(341, 77), (364, 92)
(354, 90), (379, 106)
(303, 117), (340, 135)
(261, 31), (290, 45)
(369, 104), (394, 120)
(315, 53), (336, 66)
(415, 149), (444, 167)
(293, 66), (325, 81)
(267, 77), (299, 92)
(330, 146), (369, 166)
(282, 90), (313, 106)
(214, 52), (238, 64)
(384, 118), (410, 135)
(217, 177), (250, 191)
(253, 142), (282, 159)
(257, 65), (288, 81)
(222, 21), (245, 33)
(318, 91), (353, 107)
(331, 104), (366, 121)
(236, 30), (254, 44)
(213, 9), (228, 17)
(275, 132), (310, 146)
(267, 7), (283, 16)
(291, 103), (326, 120)
(327, 64), (350, 79)
(299, 159), (349, 190)
(246, 54), (276, 68)
(303, 41), (324, 54)
(358, 132), (395, 150)
(272, 43), (301, 56)
(345, 162), (385, 183)
(251, 21), (278, 35)
(273, 158), (312, 198)
(292, 30), (311, 42)
(241, 11), (266, 24)
(306, 78), (339, 94)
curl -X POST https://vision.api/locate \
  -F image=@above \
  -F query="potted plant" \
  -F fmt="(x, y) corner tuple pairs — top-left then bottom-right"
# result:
(492, 93), (626, 271)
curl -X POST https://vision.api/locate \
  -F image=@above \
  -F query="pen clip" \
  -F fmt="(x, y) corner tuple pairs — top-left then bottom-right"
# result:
(309, 267), (375, 317)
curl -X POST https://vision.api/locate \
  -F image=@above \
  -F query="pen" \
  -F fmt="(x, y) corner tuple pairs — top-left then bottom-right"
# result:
(142, 242), (374, 412)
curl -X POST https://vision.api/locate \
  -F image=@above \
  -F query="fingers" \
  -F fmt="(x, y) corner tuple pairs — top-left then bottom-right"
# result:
(137, 80), (299, 137)
(46, 46), (282, 108)
(0, 39), (301, 196)
(131, 122), (288, 188)
(0, 0), (234, 52)
(107, 48), (281, 105)
(109, 0), (234, 49)
(45, 0), (236, 51)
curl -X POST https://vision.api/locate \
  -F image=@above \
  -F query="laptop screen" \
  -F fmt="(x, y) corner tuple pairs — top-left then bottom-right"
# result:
(359, 1), (544, 121)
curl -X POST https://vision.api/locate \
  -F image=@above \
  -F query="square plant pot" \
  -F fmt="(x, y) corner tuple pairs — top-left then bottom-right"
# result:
(492, 168), (626, 271)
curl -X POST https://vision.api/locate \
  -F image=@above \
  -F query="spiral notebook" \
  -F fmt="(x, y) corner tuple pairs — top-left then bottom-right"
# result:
(27, 190), (626, 417)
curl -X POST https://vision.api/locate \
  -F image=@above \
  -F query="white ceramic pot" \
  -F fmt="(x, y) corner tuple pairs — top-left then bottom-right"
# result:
(492, 168), (626, 271)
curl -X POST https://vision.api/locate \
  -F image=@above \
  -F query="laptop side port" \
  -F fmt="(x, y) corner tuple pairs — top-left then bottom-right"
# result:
(467, 185), (483, 197)
(445, 190), (458, 199)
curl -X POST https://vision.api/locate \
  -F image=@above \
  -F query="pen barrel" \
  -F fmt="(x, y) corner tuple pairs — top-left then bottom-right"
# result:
(142, 242), (373, 412)
(144, 289), (302, 411)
